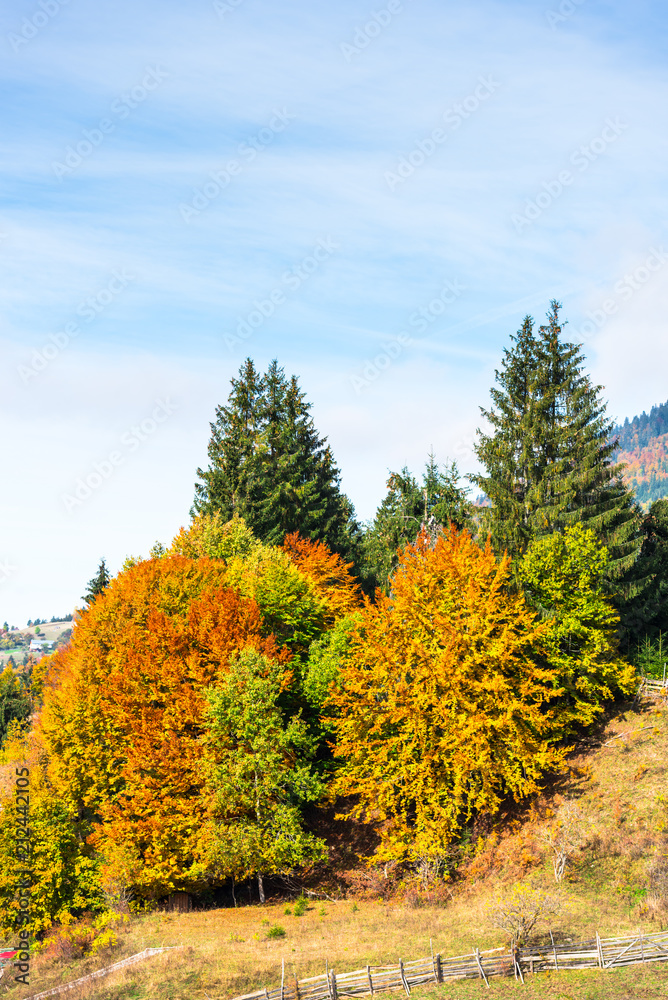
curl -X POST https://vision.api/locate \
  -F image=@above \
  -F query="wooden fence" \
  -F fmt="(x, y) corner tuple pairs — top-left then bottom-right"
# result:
(231, 930), (668, 999)
(641, 675), (668, 698)
(26, 948), (182, 1000)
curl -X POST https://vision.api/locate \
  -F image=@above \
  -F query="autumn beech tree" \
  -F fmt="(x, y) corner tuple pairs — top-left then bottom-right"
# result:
(329, 526), (566, 865)
(16, 520), (358, 919)
(171, 515), (362, 659)
(38, 553), (288, 904)
(281, 530), (362, 625)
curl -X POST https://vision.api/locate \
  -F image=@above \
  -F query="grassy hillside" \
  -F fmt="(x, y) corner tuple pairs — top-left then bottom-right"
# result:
(0, 622), (72, 666)
(4, 695), (667, 1000)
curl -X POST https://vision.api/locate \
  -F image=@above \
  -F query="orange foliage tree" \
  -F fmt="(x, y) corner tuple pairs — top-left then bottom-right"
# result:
(328, 526), (565, 865)
(282, 531), (362, 624)
(40, 554), (285, 901)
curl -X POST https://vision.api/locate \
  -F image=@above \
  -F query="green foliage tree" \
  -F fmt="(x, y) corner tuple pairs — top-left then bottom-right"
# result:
(472, 302), (641, 580)
(0, 667), (31, 747)
(303, 613), (360, 748)
(518, 523), (636, 727)
(362, 455), (471, 592)
(0, 729), (105, 936)
(202, 649), (327, 903)
(633, 633), (667, 679)
(193, 359), (359, 559)
(82, 558), (111, 606)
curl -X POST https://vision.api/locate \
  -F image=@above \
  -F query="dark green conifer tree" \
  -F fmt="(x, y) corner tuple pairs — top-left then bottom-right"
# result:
(472, 301), (641, 581)
(361, 455), (471, 592)
(470, 315), (542, 558)
(193, 360), (359, 558)
(193, 357), (263, 520)
(81, 558), (110, 606)
(617, 499), (668, 650)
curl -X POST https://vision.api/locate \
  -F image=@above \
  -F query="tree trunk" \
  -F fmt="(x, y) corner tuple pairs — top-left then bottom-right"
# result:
(258, 872), (266, 904)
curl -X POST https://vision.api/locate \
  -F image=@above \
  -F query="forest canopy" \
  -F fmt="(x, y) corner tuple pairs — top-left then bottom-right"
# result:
(1, 303), (663, 935)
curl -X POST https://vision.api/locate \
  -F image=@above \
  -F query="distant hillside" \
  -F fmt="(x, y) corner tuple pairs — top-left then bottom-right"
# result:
(613, 398), (668, 507)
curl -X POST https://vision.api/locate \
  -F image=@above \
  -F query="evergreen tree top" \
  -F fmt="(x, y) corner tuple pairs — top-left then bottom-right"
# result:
(193, 359), (359, 561)
(471, 301), (641, 580)
(82, 558), (111, 606)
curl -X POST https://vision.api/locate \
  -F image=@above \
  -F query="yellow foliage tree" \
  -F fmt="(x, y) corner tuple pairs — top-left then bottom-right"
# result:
(329, 527), (565, 864)
(171, 511), (260, 562)
(171, 516), (360, 656)
(0, 725), (105, 936)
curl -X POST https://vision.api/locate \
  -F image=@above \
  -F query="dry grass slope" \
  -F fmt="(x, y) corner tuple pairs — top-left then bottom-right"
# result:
(3, 697), (668, 1000)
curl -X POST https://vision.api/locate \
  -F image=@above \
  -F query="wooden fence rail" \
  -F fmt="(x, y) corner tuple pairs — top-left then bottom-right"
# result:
(641, 677), (668, 697)
(231, 930), (668, 1000)
(639, 664), (668, 700)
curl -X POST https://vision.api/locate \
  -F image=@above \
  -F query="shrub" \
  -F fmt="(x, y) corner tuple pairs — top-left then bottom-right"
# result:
(541, 800), (589, 883)
(41, 911), (127, 961)
(267, 924), (286, 939)
(488, 884), (562, 947)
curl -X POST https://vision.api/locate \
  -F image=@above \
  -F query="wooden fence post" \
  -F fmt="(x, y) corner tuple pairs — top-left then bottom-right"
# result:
(596, 932), (603, 969)
(550, 929), (559, 972)
(281, 959), (285, 1000)
(430, 939), (437, 983)
(474, 948), (489, 988)
(366, 964), (374, 995)
(330, 970), (337, 1000)
(435, 955), (442, 984)
(398, 959), (410, 996)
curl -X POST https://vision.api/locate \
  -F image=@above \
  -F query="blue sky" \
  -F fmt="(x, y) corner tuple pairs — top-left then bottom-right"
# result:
(2, 0), (667, 625)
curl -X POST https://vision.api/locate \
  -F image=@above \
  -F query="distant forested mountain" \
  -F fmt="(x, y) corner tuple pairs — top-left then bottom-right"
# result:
(613, 399), (668, 507)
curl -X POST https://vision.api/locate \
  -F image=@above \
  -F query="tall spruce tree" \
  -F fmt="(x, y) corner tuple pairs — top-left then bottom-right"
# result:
(192, 357), (263, 519)
(617, 498), (668, 650)
(469, 316), (543, 558)
(193, 360), (359, 557)
(361, 455), (471, 592)
(472, 301), (641, 581)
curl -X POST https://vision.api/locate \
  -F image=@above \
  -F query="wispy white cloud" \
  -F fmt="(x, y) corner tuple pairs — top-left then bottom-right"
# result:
(2, 0), (667, 621)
